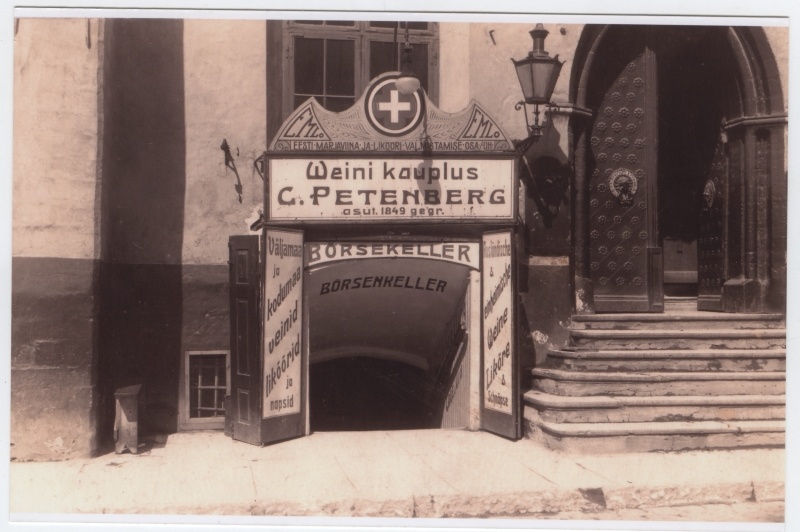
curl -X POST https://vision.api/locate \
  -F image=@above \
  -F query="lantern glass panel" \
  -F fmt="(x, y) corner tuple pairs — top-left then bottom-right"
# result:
(546, 61), (563, 101)
(530, 61), (556, 103)
(514, 60), (534, 102)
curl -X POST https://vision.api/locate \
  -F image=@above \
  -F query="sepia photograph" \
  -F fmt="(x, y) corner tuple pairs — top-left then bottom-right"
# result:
(4, 2), (796, 530)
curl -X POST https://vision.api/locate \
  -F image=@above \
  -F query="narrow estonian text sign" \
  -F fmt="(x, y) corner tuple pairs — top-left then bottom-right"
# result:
(482, 231), (514, 414)
(263, 229), (304, 419)
(269, 158), (515, 222)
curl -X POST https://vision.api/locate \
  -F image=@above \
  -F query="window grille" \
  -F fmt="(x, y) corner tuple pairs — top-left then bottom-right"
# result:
(180, 350), (230, 430)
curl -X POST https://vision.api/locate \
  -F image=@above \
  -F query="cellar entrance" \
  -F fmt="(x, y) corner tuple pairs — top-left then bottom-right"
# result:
(228, 71), (523, 446)
(306, 253), (474, 432)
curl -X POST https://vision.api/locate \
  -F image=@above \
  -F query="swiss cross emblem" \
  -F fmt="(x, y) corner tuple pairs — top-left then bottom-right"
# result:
(365, 75), (424, 137)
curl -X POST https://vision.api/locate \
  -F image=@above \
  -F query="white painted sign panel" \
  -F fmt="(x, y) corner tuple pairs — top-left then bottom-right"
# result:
(306, 242), (481, 270)
(268, 158), (515, 222)
(482, 231), (514, 414)
(263, 229), (304, 418)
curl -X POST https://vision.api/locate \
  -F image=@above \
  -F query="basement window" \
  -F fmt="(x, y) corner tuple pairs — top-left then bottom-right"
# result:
(179, 350), (230, 430)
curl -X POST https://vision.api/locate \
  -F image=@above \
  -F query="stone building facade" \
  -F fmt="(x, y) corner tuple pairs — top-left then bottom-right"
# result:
(11, 18), (788, 459)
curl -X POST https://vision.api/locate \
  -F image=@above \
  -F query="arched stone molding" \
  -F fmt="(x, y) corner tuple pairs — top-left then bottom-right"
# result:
(568, 25), (786, 314)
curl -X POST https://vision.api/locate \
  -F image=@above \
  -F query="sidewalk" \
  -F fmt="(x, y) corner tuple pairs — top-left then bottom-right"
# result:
(9, 429), (785, 520)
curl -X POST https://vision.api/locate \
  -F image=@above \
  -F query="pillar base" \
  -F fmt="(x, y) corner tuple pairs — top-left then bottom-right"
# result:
(722, 278), (764, 313)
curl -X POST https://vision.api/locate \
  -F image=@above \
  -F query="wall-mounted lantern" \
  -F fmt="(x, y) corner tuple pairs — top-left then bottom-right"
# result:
(512, 24), (564, 143)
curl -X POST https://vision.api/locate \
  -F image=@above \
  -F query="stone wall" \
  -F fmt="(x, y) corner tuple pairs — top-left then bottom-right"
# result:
(10, 19), (789, 459)
(11, 18), (104, 460)
(97, 19), (266, 439)
(463, 23), (580, 358)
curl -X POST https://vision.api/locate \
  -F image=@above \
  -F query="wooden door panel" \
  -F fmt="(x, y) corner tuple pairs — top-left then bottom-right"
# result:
(698, 138), (727, 310)
(228, 235), (262, 445)
(588, 47), (662, 312)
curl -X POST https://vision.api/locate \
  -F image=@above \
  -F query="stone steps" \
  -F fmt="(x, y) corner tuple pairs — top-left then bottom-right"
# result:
(663, 297), (699, 311)
(525, 417), (785, 453)
(570, 313), (784, 330)
(523, 390), (785, 423)
(546, 348), (786, 372)
(531, 368), (785, 396)
(569, 328), (786, 350)
(526, 311), (786, 452)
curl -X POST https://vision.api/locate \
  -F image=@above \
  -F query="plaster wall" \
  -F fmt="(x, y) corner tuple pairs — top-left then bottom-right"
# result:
(13, 18), (102, 260)
(98, 19), (187, 438)
(176, 20), (268, 432)
(466, 23), (582, 145)
(11, 18), (103, 460)
(764, 26), (788, 113)
(438, 23), (471, 113)
(460, 23), (578, 355)
(182, 20), (267, 265)
(97, 19), (266, 439)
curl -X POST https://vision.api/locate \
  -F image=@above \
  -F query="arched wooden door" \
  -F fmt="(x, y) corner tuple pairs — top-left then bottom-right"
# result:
(577, 25), (786, 314)
(586, 39), (662, 313)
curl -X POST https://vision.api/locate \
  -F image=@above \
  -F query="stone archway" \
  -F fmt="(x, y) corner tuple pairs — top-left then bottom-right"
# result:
(568, 25), (786, 314)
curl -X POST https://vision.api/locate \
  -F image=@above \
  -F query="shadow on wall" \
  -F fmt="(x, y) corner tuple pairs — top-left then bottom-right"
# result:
(98, 19), (186, 449)
(517, 124), (573, 369)
(518, 122), (571, 257)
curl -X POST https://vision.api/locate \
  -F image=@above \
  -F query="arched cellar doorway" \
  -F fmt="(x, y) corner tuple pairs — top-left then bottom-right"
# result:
(306, 256), (473, 431)
(570, 25), (786, 313)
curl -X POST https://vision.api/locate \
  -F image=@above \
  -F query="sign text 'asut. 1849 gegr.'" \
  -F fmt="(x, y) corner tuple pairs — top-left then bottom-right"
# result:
(268, 158), (514, 222)
(263, 229), (304, 419)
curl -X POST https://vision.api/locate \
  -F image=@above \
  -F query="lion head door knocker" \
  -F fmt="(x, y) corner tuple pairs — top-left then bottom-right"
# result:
(703, 179), (716, 210)
(608, 168), (638, 206)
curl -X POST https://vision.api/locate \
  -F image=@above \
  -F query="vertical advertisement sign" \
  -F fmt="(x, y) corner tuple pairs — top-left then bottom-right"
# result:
(481, 229), (519, 439)
(263, 229), (304, 421)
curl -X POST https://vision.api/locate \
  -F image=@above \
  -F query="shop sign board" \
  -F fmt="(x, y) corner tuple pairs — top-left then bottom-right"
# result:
(306, 241), (481, 270)
(262, 229), (304, 419)
(268, 157), (515, 223)
(481, 229), (519, 438)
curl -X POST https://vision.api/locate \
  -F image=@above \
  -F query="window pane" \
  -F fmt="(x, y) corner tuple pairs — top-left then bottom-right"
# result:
(295, 20), (323, 25)
(295, 95), (310, 109)
(326, 39), (355, 96)
(370, 41), (429, 93)
(370, 40), (397, 76)
(326, 97), (356, 112)
(411, 42), (429, 93)
(369, 21), (429, 31)
(294, 37), (324, 95)
(200, 390), (217, 415)
(201, 366), (216, 386)
(188, 353), (227, 419)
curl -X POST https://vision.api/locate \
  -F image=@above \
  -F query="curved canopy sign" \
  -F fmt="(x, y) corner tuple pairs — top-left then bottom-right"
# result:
(266, 72), (517, 224)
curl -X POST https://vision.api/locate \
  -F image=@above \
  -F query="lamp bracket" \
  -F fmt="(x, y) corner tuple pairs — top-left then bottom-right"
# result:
(515, 100), (559, 141)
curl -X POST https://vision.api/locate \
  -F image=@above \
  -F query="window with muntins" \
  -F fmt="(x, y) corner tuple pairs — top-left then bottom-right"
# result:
(179, 350), (230, 430)
(283, 20), (439, 114)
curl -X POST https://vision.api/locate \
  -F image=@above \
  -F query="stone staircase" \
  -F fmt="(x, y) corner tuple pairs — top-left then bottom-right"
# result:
(524, 305), (786, 452)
